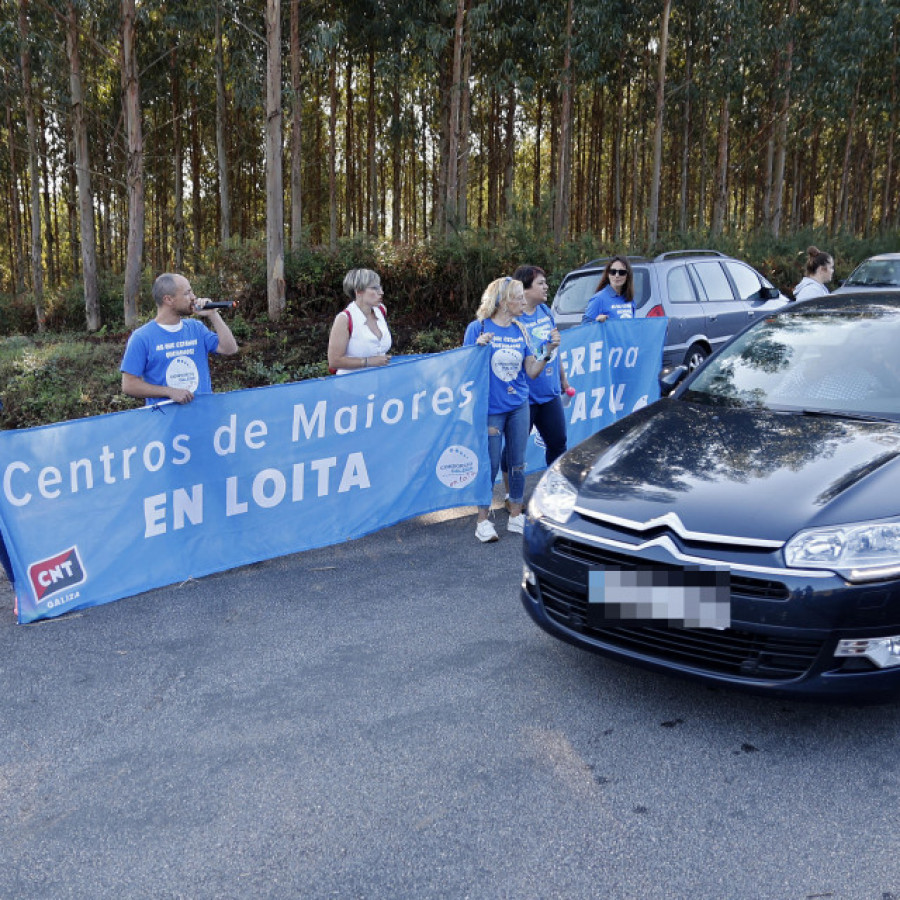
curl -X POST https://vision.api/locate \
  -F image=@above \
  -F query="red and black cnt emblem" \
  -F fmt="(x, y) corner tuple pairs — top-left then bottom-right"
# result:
(28, 547), (86, 602)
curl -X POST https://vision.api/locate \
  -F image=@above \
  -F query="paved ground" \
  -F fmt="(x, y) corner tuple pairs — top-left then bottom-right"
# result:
(2, 497), (900, 899)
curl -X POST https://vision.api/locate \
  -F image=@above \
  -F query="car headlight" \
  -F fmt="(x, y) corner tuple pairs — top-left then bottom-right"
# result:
(784, 521), (900, 583)
(528, 465), (578, 525)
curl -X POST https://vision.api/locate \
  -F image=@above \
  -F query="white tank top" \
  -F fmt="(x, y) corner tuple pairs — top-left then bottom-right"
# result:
(336, 302), (392, 374)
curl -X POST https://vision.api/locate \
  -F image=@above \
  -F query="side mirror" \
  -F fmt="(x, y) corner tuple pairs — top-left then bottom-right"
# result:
(760, 286), (780, 300)
(659, 365), (688, 397)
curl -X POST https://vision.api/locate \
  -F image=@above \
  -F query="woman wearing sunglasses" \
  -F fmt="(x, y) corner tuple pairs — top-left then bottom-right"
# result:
(581, 256), (635, 323)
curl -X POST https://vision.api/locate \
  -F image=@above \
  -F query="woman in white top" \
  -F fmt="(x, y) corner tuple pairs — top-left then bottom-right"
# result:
(793, 246), (834, 301)
(327, 268), (392, 375)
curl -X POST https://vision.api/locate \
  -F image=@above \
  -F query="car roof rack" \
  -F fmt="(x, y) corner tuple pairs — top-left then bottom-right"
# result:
(580, 255), (649, 269)
(653, 249), (727, 261)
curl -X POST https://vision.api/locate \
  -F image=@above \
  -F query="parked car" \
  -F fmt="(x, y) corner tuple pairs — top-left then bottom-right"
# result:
(832, 253), (900, 294)
(551, 251), (789, 371)
(522, 292), (900, 700)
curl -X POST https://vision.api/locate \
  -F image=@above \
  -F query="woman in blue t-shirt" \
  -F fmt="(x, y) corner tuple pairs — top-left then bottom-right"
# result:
(464, 277), (560, 544)
(512, 265), (570, 466)
(581, 255), (635, 323)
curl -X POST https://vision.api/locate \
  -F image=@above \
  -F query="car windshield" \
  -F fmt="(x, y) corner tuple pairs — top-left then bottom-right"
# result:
(682, 307), (900, 420)
(554, 267), (651, 315)
(844, 259), (900, 288)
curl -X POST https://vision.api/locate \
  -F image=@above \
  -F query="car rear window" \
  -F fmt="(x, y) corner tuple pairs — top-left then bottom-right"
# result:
(554, 267), (652, 315)
(554, 272), (603, 315)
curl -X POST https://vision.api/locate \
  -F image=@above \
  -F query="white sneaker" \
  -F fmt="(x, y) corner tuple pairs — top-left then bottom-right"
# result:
(475, 519), (499, 543)
(507, 514), (525, 534)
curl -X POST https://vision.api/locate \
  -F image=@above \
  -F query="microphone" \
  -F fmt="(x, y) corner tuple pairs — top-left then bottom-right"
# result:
(195, 300), (238, 310)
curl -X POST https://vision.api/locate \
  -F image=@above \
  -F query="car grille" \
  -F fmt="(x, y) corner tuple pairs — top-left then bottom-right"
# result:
(539, 578), (822, 680)
(553, 537), (791, 601)
(542, 541), (821, 681)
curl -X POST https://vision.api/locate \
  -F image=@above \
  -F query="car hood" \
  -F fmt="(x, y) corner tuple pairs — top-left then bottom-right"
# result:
(564, 401), (900, 542)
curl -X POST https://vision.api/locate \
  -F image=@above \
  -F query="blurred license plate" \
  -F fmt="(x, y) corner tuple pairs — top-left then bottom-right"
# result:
(587, 567), (731, 629)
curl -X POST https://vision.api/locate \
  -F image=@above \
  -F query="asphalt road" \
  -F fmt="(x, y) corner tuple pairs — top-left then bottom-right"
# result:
(2, 495), (900, 900)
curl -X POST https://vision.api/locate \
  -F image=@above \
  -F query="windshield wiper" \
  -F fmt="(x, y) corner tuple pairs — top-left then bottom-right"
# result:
(796, 408), (899, 423)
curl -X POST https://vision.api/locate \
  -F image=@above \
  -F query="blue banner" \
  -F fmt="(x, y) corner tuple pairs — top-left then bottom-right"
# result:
(524, 318), (667, 471)
(0, 319), (665, 623)
(1, 347), (490, 623)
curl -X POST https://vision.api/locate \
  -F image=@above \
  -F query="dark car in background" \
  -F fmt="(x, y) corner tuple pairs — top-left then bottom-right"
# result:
(551, 250), (789, 371)
(832, 253), (900, 294)
(522, 293), (900, 700)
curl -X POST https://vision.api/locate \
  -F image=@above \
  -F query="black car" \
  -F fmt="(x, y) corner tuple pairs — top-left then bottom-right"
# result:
(551, 250), (789, 371)
(521, 293), (900, 700)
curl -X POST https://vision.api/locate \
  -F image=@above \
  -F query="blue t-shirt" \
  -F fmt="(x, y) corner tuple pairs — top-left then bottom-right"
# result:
(464, 319), (531, 414)
(120, 318), (220, 405)
(582, 284), (635, 323)
(518, 304), (562, 405)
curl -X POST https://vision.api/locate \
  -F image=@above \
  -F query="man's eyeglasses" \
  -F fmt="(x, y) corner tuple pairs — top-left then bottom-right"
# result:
(608, 268), (628, 277)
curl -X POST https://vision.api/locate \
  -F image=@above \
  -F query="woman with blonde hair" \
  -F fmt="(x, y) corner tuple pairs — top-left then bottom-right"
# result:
(463, 276), (560, 543)
(327, 268), (392, 374)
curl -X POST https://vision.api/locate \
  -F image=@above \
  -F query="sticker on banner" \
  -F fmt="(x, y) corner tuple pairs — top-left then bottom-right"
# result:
(436, 445), (479, 488)
(28, 546), (86, 603)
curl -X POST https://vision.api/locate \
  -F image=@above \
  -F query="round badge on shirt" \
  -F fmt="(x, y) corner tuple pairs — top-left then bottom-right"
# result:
(491, 347), (523, 382)
(166, 355), (200, 392)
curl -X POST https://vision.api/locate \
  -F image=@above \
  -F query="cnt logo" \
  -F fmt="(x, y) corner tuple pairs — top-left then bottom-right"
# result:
(28, 546), (86, 603)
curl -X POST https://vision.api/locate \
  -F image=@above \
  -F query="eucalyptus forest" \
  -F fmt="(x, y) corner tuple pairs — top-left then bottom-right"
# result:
(1, 0), (899, 334)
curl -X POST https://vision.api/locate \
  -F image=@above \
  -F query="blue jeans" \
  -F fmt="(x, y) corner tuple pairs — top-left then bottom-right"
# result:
(485, 402), (529, 507)
(500, 394), (568, 474)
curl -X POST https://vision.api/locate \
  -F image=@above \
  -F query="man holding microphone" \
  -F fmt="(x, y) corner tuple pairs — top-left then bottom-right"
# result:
(120, 273), (239, 405)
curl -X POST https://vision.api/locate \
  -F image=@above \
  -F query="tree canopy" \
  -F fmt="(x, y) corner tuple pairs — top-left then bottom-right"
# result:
(1, 0), (898, 329)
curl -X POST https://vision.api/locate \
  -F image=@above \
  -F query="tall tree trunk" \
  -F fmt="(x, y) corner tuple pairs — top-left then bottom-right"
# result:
(66, 0), (100, 331)
(444, 0), (466, 233)
(458, 36), (472, 228)
(18, 0), (45, 328)
(502, 93), (516, 220)
(63, 118), (80, 279)
(770, 0), (797, 237)
(39, 110), (56, 287)
(215, 2), (231, 244)
(120, 0), (144, 328)
(5, 101), (26, 295)
(265, 0), (285, 319)
(172, 52), (185, 270)
(190, 97), (202, 268)
(328, 47), (338, 250)
(345, 57), (355, 234)
(533, 89), (543, 210)
(289, 0), (303, 249)
(391, 82), (401, 241)
(883, 32), (897, 231)
(366, 49), (377, 236)
(679, 31), (692, 232)
(711, 33), (731, 242)
(553, 0), (574, 242)
(648, 0), (671, 246)
(838, 74), (862, 230)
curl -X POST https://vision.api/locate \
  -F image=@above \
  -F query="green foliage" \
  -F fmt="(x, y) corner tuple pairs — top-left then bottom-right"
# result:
(2, 226), (899, 428)
(0, 334), (139, 429)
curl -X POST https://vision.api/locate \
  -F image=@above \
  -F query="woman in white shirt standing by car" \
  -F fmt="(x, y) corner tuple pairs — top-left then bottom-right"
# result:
(328, 268), (392, 374)
(793, 247), (834, 301)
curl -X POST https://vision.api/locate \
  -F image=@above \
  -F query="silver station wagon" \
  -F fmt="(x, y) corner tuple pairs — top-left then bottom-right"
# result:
(551, 250), (789, 371)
